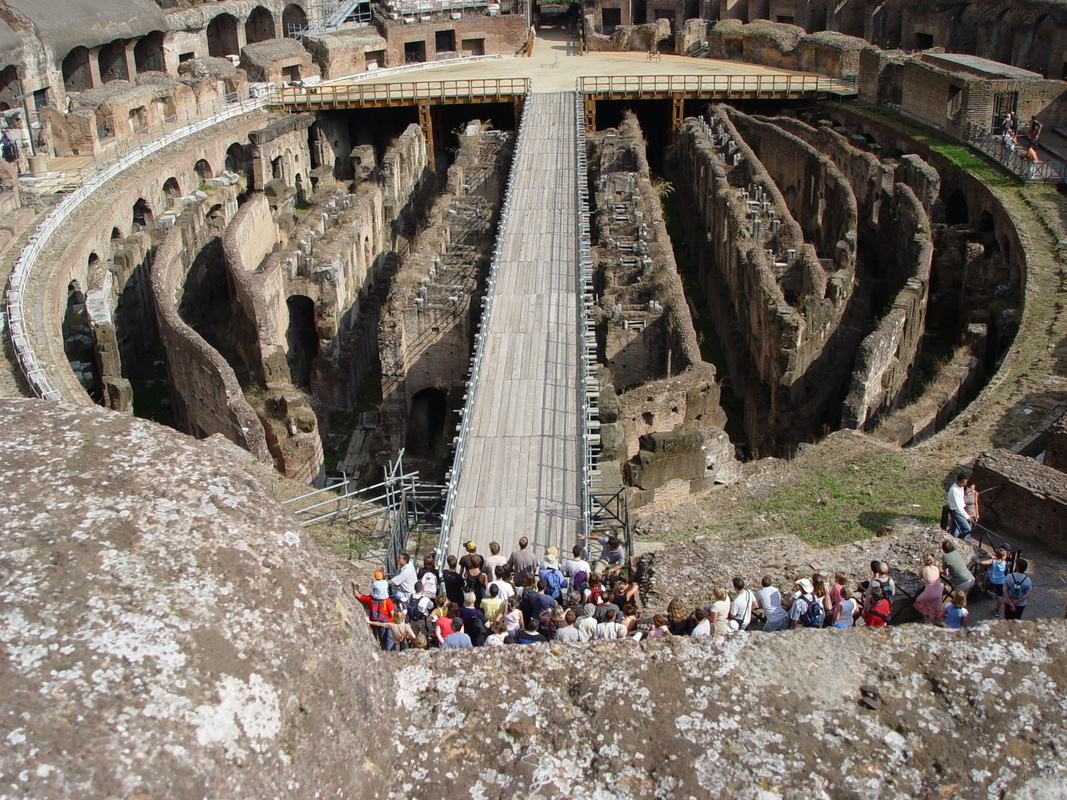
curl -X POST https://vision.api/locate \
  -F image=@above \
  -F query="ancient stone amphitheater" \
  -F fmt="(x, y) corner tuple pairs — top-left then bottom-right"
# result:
(2, 1), (1067, 797)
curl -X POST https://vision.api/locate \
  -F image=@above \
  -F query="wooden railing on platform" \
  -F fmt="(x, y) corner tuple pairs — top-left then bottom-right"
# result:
(272, 78), (531, 108)
(577, 73), (858, 98)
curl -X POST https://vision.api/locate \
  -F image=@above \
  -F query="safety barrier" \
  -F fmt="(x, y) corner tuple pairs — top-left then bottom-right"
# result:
(574, 90), (597, 539)
(577, 73), (858, 98)
(964, 123), (1067, 183)
(274, 77), (529, 108)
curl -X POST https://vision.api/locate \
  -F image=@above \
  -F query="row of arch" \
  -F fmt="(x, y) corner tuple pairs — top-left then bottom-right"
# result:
(61, 4), (309, 93)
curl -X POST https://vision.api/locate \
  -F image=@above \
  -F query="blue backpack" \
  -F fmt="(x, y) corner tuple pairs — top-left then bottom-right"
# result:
(544, 569), (564, 600)
(799, 594), (824, 628)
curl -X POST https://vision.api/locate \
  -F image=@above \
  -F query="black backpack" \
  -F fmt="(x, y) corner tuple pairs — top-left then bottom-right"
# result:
(799, 594), (824, 628)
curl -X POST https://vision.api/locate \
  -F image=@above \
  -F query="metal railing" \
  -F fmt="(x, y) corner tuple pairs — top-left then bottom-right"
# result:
(436, 84), (533, 560)
(6, 90), (270, 402)
(964, 123), (1067, 183)
(577, 73), (858, 97)
(574, 90), (597, 540)
(274, 77), (530, 107)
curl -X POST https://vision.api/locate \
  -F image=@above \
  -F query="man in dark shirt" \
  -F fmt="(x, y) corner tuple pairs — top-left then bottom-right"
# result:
(442, 554), (466, 606)
(514, 616), (548, 644)
(528, 579), (558, 622)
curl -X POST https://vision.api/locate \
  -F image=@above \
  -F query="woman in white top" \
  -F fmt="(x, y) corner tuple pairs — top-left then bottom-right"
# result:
(502, 595), (523, 636)
(755, 575), (790, 632)
(708, 587), (731, 637)
(832, 586), (858, 628)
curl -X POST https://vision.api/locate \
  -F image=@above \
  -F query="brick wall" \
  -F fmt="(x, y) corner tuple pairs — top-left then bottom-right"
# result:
(971, 449), (1067, 558)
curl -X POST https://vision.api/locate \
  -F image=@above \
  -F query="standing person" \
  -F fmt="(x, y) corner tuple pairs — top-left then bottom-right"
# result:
(964, 479), (981, 528)
(480, 583), (506, 626)
(417, 555), (439, 600)
(563, 544), (591, 587)
(515, 616), (549, 644)
(943, 590), (969, 629)
(914, 554), (945, 624)
(388, 553), (417, 602)
(978, 547), (1010, 617)
(502, 595), (524, 637)
(941, 539), (975, 596)
(459, 541), (484, 578)
(1030, 115), (1043, 142)
(484, 541), (507, 578)
(728, 577), (755, 633)
(489, 565), (515, 604)
(354, 577), (396, 650)
(539, 552), (566, 601)
(946, 473), (973, 540)
(442, 617), (472, 649)
(555, 609), (585, 642)
(506, 537), (539, 584)
(1003, 558), (1033, 620)
(755, 576), (790, 632)
(442, 554), (465, 606)
(576, 603), (599, 640)
(459, 592), (489, 647)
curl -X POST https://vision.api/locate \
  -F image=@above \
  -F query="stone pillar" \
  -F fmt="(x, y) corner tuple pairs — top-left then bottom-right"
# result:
(88, 48), (103, 89)
(125, 41), (139, 81)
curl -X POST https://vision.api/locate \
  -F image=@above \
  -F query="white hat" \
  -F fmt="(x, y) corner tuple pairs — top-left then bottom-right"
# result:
(370, 579), (389, 600)
(543, 554), (559, 569)
(795, 578), (813, 594)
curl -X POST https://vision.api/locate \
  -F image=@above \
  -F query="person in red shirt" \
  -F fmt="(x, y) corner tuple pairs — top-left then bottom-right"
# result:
(353, 573), (396, 649)
(863, 586), (891, 628)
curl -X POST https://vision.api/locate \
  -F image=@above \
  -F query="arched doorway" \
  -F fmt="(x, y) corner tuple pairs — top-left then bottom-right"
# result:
(245, 7), (276, 44)
(162, 177), (181, 204)
(194, 159), (214, 182)
(99, 40), (130, 83)
(282, 4), (308, 37)
(62, 47), (93, 92)
(132, 198), (153, 228)
(286, 295), (318, 389)
(207, 14), (240, 58)
(406, 387), (448, 457)
(945, 188), (969, 227)
(135, 31), (165, 73)
(62, 277), (102, 403)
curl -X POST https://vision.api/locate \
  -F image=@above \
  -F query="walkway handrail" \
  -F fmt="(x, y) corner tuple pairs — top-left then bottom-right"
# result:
(274, 78), (530, 108)
(6, 91), (270, 401)
(964, 123), (1067, 183)
(436, 84), (533, 560)
(574, 91), (596, 540)
(577, 73), (857, 97)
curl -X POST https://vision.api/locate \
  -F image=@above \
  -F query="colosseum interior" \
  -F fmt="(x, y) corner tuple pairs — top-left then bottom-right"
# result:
(2, 0), (1067, 797)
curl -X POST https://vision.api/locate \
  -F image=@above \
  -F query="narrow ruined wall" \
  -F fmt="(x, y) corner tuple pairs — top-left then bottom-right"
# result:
(971, 449), (1067, 558)
(843, 182), (933, 429)
(150, 204), (272, 464)
(378, 125), (511, 462)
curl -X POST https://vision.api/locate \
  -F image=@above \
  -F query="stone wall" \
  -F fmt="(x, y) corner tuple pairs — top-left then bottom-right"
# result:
(583, 16), (671, 52)
(378, 123), (512, 469)
(842, 182), (933, 430)
(971, 448), (1067, 557)
(373, 10), (528, 68)
(150, 202), (272, 464)
(706, 19), (870, 75)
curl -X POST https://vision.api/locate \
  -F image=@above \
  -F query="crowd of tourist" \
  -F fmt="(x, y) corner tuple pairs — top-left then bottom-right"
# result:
(351, 529), (1035, 651)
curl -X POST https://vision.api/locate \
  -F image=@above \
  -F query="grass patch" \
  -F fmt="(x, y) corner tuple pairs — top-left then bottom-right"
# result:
(747, 449), (944, 547)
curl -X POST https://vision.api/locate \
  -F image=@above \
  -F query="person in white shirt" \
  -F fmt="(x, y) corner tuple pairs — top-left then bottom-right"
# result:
(489, 565), (515, 603)
(946, 473), (973, 540)
(484, 541), (508, 578)
(690, 608), (711, 637)
(563, 544), (591, 583)
(594, 608), (628, 640)
(727, 576), (755, 633)
(388, 553), (417, 602)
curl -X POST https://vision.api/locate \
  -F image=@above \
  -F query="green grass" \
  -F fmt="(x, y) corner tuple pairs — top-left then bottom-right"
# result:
(747, 450), (944, 547)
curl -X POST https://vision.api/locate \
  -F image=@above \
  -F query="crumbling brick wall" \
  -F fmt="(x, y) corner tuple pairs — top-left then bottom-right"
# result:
(970, 449), (1067, 557)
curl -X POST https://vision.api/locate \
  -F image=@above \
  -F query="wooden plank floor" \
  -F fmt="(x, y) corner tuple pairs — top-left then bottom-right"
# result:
(446, 92), (581, 560)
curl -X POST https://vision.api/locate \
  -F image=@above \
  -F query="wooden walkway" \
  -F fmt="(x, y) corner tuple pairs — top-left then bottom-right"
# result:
(445, 92), (582, 559)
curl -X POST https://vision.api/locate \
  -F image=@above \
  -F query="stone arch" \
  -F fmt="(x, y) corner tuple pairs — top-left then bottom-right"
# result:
(62, 277), (100, 402)
(945, 188), (969, 227)
(194, 159), (214, 182)
(0, 65), (18, 111)
(99, 40), (130, 83)
(286, 295), (317, 389)
(282, 4), (308, 37)
(111, 227), (123, 241)
(207, 14), (241, 58)
(406, 387), (448, 456)
(162, 177), (181, 204)
(133, 197), (153, 229)
(134, 31), (165, 74)
(62, 47), (93, 92)
(245, 6), (276, 44)
(225, 142), (248, 174)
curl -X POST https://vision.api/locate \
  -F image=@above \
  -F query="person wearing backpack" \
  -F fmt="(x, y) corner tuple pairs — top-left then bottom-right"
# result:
(539, 553), (565, 601)
(1003, 558), (1033, 620)
(727, 576), (755, 633)
(788, 578), (824, 629)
